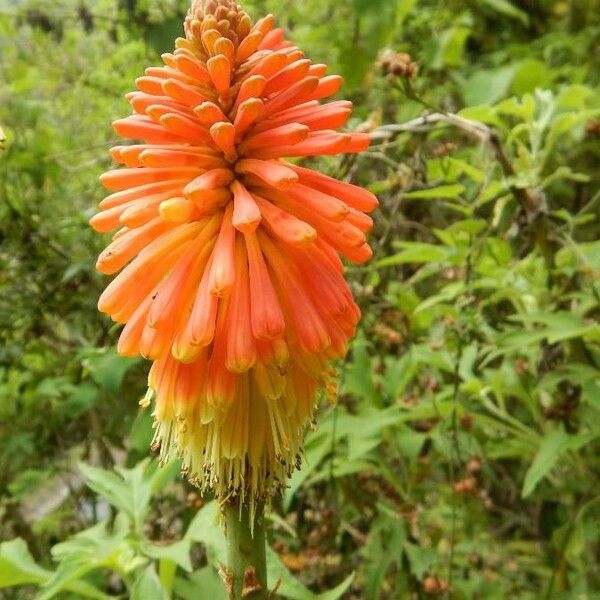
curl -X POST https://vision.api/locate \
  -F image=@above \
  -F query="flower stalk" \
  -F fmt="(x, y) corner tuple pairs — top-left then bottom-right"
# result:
(224, 500), (268, 600)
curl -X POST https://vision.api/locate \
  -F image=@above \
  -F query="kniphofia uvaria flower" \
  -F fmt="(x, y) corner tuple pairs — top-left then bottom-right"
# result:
(91, 0), (377, 521)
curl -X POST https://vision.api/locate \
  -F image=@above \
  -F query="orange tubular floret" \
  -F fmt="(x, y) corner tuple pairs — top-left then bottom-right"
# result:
(252, 194), (316, 245)
(244, 231), (285, 340)
(233, 98), (263, 136)
(239, 123), (309, 154)
(235, 75), (267, 107)
(235, 158), (297, 189)
(194, 101), (227, 124)
(225, 239), (256, 373)
(92, 0), (377, 508)
(99, 180), (188, 209)
(210, 122), (236, 160)
(173, 54), (211, 82)
(288, 164), (379, 212)
(100, 167), (203, 191)
(207, 54), (232, 93)
(162, 78), (209, 106)
(231, 180), (261, 232)
(208, 203), (236, 296)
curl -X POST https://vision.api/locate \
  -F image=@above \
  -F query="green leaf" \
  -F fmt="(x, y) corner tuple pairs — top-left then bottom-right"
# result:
(404, 542), (438, 579)
(510, 311), (599, 344)
(376, 243), (449, 268)
(0, 538), (50, 588)
(342, 336), (378, 402)
(131, 565), (168, 600)
(37, 514), (129, 600)
(481, 0), (529, 25)
(511, 59), (553, 95)
(464, 66), (516, 106)
(185, 501), (228, 566)
(141, 540), (192, 572)
(80, 459), (178, 534)
(402, 184), (465, 200)
(284, 429), (332, 509)
(174, 567), (227, 600)
(522, 429), (595, 497)
(81, 348), (139, 394)
(431, 26), (470, 68)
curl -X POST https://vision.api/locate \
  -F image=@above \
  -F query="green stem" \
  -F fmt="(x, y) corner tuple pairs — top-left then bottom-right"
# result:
(224, 500), (268, 600)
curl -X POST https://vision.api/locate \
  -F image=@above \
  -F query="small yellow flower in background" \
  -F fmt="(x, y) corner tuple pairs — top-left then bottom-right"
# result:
(91, 0), (377, 517)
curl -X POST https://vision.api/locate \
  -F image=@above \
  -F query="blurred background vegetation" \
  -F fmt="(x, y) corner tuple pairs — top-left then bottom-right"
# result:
(1, 0), (599, 598)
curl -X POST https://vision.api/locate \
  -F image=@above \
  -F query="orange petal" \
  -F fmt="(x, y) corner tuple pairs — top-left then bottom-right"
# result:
(263, 59), (311, 95)
(259, 233), (330, 354)
(235, 158), (297, 190)
(100, 179), (188, 209)
(100, 167), (202, 192)
(243, 51), (287, 82)
(233, 98), (264, 137)
(306, 75), (343, 101)
(159, 197), (195, 223)
(135, 76), (163, 95)
(231, 180), (261, 233)
(261, 76), (319, 118)
(258, 27), (285, 50)
(159, 113), (211, 144)
(239, 123), (309, 154)
(210, 121), (236, 160)
(225, 238), (256, 373)
(173, 54), (211, 82)
(235, 30), (263, 64)
(236, 75), (267, 106)
(286, 183), (349, 222)
(208, 203), (236, 296)
(184, 169), (234, 195)
(207, 54), (231, 94)
(214, 37), (235, 63)
(252, 14), (275, 37)
(113, 116), (184, 144)
(140, 149), (226, 169)
(252, 195), (316, 245)
(163, 78), (210, 106)
(117, 293), (153, 356)
(250, 130), (350, 159)
(244, 230), (285, 339)
(194, 101), (227, 124)
(289, 164), (379, 212)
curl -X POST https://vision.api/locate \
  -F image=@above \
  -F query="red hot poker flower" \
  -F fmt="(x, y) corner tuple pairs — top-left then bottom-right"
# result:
(91, 0), (378, 513)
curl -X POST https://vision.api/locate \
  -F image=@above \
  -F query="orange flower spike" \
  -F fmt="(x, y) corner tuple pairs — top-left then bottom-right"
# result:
(92, 0), (377, 512)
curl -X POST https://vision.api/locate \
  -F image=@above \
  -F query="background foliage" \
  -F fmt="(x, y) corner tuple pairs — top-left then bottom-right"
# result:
(1, 0), (599, 598)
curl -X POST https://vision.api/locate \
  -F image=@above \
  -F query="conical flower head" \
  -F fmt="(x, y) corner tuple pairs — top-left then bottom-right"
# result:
(92, 0), (378, 510)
